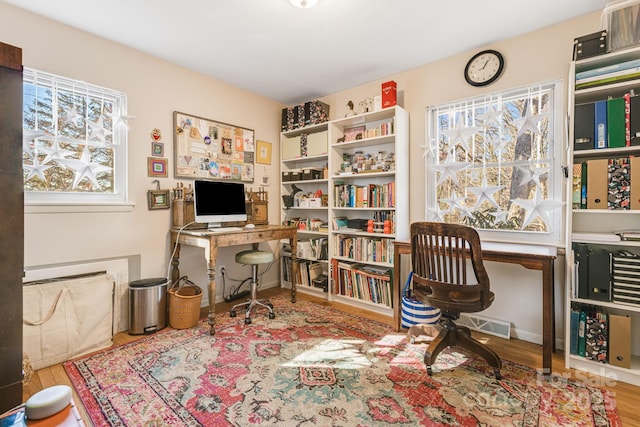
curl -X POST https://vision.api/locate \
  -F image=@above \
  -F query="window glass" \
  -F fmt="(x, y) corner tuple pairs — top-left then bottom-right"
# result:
(22, 69), (128, 204)
(426, 81), (565, 245)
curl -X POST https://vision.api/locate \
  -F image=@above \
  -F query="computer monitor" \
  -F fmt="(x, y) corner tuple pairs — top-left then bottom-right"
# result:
(193, 180), (247, 230)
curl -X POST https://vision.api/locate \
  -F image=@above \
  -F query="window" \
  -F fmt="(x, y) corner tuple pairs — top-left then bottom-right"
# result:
(22, 69), (129, 205)
(425, 81), (565, 245)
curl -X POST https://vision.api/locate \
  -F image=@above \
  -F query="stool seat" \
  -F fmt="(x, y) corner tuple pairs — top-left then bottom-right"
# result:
(235, 250), (274, 265)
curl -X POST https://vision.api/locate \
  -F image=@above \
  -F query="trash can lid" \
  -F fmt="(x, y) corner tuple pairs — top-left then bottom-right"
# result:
(130, 277), (168, 288)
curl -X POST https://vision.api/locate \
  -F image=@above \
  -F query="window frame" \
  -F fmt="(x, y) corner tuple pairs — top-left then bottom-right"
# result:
(425, 80), (566, 247)
(22, 68), (130, 209)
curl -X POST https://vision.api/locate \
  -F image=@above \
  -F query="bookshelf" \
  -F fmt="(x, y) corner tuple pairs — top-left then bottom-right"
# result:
(327, 106), (409, 318)
(280, 122), (330, 296)
(566, 45), (640, 386)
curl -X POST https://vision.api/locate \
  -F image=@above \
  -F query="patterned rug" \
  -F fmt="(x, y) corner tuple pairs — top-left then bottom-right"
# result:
(64, 295), (620, 426)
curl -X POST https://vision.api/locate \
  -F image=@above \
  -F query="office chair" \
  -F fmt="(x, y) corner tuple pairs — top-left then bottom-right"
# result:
(410, 222), (502, 379)
(229, 249), (276, 324)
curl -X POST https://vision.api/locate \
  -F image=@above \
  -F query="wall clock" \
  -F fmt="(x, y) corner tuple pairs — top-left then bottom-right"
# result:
(464, 50), (505, 87)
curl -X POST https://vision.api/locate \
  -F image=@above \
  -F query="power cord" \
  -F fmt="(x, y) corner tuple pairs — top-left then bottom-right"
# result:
(166, 221), (197, 283)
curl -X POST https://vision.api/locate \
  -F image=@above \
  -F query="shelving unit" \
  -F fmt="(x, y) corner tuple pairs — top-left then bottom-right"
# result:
(566, 45), (640, 386)
(280, 122), (330, 296)
(327, 106), (409, 318)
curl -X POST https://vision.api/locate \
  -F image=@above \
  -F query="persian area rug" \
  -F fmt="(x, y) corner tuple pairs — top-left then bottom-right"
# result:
(64, 295), (620, 426)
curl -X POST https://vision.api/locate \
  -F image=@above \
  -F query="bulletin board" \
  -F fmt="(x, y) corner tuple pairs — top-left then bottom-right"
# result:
(173, 111), (255, 182)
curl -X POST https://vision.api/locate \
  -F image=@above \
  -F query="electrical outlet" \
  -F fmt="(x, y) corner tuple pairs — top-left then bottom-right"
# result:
(216, 265), (226, 276)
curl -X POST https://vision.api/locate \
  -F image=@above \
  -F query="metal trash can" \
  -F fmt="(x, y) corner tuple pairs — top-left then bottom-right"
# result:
(129, 278), (168, 335)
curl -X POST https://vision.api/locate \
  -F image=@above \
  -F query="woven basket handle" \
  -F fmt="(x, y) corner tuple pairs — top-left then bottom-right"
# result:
(170, 276), (198, 291)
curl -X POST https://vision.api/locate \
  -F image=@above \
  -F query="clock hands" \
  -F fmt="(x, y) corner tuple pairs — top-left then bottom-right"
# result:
(481, 59), (490, 70)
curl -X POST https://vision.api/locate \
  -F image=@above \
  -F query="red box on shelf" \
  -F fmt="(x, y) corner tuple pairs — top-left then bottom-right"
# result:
(381, 80), (397, 108)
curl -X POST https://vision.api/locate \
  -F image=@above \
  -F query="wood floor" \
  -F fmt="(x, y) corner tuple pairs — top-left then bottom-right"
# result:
(23, 287), (640, 426)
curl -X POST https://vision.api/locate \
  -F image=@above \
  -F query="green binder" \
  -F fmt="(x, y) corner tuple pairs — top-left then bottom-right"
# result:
(607, 97), (626, 148)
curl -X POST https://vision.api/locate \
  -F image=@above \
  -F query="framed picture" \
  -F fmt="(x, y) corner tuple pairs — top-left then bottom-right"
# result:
(148, 157), (168, 177)
(147, 189), (170, 210)
(172, 111), (254, 182)
(152, 142), (164, 157)
(256, 140), (272, 165)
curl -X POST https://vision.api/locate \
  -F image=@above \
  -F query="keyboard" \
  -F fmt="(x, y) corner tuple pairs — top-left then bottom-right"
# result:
(207, 227), (244, 233)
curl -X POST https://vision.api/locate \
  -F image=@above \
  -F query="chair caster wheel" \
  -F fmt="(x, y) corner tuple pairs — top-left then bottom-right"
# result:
(494, 369), (502, 380)
(230, 311), (236, 318)
(268, 312), (275, 320)
(244, 318), (252, 325)
(427, 366), (433, 376)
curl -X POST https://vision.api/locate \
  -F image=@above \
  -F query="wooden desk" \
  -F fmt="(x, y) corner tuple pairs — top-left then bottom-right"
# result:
(170, 225), (298, 335)
(393, 240), (557, 374)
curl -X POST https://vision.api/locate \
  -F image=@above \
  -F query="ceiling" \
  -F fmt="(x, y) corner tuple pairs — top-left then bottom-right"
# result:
(3, 0), (610, 105)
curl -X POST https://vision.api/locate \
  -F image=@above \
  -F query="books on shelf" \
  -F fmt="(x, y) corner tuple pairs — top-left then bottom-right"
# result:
(331, 259), (393, 307)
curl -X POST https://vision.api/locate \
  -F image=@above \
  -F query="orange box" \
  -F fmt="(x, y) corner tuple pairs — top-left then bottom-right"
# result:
(381, 80), (397, 108)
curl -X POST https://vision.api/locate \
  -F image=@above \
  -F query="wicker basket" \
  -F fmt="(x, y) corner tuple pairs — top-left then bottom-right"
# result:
(168, 276), (203, 329)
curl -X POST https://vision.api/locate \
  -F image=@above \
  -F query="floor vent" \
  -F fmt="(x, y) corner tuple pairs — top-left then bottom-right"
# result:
(457, 313), (511, 340)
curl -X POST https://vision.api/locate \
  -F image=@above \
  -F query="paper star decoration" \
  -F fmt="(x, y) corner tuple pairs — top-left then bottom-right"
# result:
(23, 129), (48, 158)
(442, 121), (480, 152)
(516, 164), (549, 186)
(491, 209), (509, 224)
(419, 142), (438, 159)
(108, 111), (136, 131)
(427, 204), (449, 222)
(24, 156), (53, 182)
(467, 174), (503, 210)
(87, 117), (112, 143)
(514, 104), (548, 136)
(431, 151), (470, 186)
(441, 190), (473, 219)
(62, 104), (84, 127)
(510, 185), (564, 229)
(487, 134), (511, 159)
(478, 108), (503, 129)
(57, 145), (112, 189)
(39, 139), (75, 165)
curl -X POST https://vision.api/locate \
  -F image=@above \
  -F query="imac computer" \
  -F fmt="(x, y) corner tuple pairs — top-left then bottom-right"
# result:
(193, 180), (247, 231)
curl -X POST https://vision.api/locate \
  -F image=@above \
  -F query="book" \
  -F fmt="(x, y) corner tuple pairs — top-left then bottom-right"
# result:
(607, 157), (631, 209)
(576, 65), (640, 85)
(577, 308), (587, 357)
(575, 57), (640, 80)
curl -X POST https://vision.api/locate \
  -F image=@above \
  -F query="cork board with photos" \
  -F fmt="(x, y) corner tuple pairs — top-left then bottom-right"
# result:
(173, 111), (255, 182)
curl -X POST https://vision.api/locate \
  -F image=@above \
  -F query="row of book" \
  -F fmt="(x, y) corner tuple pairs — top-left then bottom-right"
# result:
(573, 243), (640, 307)
(331, 259), (393, 307)
(569, 303), (632, 368)
(571, 157), (640, 210)
(334, 235), (394, 264)
(575, 58), (640, 90)
(334, 182), (396, 208)
(574, 93), (640, 150)
(282, 256), (327, 291)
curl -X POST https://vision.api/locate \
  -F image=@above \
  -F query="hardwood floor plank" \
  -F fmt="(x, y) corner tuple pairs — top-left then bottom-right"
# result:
(22, 287), (639, 425)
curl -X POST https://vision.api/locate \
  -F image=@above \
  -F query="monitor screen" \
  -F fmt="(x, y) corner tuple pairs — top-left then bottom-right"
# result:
(193, 180), (247, 228)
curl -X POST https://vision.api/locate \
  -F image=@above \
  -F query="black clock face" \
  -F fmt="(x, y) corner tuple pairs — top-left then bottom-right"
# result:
(464, 50), (504, 87)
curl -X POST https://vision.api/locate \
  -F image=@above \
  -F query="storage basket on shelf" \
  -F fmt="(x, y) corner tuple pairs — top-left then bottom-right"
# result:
(168, 276), (203, 329)
(401, 271), (441, 329)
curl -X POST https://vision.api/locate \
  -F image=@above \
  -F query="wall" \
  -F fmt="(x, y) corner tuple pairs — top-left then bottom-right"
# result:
(0, 3), (285, 311)
(1, 2), (605, 344)
(320, 11), (603, 344)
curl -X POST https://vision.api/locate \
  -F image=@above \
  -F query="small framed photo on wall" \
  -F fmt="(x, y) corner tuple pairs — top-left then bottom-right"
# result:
(152, 142), (164, 157)
(256, 140), (272, 165)
(148, 157), (168, 177)
(147, 189), (170, 209)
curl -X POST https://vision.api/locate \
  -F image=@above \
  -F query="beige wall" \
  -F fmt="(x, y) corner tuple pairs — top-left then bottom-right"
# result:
(1, 2), (604, 343)
(0, 2), (285, 308)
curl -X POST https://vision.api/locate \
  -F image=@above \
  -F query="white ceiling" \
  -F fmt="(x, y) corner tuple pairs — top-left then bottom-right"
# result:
(3, 0), (610, 105)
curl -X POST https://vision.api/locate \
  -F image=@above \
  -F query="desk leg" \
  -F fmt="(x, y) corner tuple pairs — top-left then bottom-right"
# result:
(171, 240), (181, 284)
(541, 259), (554, 375)
(290, 235), (297, 303)
(394, 248), (402, 332)
(206, 244), (218, 336)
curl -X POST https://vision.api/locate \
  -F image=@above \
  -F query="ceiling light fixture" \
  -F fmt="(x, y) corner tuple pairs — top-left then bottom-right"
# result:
(289, 0), (319, 8)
